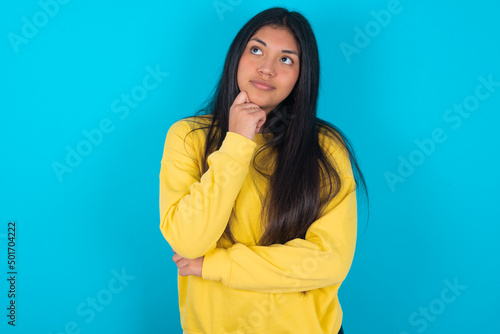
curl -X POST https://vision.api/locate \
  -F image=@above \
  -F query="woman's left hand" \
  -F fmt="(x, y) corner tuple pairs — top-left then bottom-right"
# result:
(172, 249), (204, 277)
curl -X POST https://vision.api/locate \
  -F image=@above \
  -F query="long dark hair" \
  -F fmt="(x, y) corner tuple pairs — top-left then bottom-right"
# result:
(178, 7), (369, 292)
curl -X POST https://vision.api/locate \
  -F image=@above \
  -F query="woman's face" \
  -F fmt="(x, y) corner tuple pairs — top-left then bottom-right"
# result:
(237, 25), (300, 114)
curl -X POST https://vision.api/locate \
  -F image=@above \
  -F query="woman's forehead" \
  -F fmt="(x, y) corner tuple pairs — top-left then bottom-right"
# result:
(248, 26), (299, 52)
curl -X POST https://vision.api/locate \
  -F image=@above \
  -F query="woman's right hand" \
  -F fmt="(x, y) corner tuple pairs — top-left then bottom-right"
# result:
(228, 91), (266, 141)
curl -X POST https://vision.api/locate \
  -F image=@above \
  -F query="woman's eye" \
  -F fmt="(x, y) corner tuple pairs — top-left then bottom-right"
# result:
(250, 47), (262, 55)
(281, 57), (293, 65)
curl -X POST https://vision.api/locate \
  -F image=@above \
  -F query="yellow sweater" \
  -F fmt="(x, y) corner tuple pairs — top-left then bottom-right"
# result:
(159, 115), (357, 334)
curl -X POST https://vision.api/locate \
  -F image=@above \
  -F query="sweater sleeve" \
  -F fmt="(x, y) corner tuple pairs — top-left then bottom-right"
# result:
(201, 146), (358, 293)
(159, 119), (257, 259)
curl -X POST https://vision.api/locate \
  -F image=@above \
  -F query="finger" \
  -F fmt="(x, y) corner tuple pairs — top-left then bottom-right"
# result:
(243, 91), (251, 103)
(242, 103), (262, 112)
(176, 259), (188, 269)
(233, 90), (250, 106)
(178, 267), (190, 277)
(172, 253), (182, 263)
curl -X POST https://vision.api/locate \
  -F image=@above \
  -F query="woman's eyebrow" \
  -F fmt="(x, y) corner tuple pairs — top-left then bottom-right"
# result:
(249, 38), (299, 56)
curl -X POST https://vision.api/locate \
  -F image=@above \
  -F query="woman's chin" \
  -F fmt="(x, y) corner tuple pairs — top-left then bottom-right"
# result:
(246, 93), (268, 108)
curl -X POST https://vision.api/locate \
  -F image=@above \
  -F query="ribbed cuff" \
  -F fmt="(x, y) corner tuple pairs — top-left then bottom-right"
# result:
(202, 247), (232, 286)
(218, 132), (257, 167)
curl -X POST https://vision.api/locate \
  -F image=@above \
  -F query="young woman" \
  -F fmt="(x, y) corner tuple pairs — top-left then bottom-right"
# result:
(159, 7), (368, 334)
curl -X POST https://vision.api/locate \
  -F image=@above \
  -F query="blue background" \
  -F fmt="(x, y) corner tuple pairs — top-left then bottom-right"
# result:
(1, 0), (499, 333)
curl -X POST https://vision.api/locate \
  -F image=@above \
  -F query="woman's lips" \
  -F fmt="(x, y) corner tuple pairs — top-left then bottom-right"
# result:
(250, 80), (275, 90)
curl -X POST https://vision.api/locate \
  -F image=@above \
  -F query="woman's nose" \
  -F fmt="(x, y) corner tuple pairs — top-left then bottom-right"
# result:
(258, 59), (276, 76)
